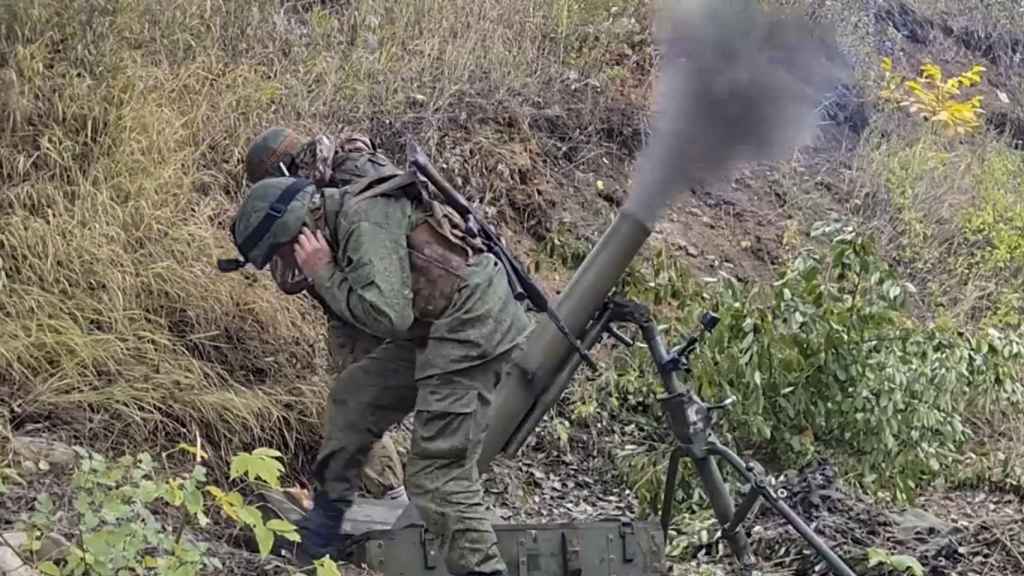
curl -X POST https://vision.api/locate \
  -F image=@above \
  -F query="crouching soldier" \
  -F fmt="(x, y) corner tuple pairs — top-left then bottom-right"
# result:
(242, 128), (414, 504)
(220, 134), (531, 576)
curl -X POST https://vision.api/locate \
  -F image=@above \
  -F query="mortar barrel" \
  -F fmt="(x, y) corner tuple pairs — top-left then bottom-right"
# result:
(479, 209), (652, 467)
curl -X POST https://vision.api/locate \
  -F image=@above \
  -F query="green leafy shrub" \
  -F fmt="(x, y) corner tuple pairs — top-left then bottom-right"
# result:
(559, 222), (1023, 508)
(12, 446), (337, 576)
(689, 223), (1024, 500)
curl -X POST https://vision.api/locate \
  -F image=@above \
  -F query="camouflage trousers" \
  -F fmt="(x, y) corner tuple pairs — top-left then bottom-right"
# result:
(318, 321), (406, 499)
(313, 322), (513, 576)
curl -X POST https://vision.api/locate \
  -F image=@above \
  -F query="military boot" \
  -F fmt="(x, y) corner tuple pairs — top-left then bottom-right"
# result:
(295, 491), (347, 565)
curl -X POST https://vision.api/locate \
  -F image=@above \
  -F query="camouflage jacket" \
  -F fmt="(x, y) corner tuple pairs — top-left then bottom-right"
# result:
(307, 179), (532, 379)
(290, 133), (402, 358)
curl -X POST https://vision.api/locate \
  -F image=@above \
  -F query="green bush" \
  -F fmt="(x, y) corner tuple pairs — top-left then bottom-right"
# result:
(689, 223), (1024, 500)
(562, 222), (1024, 505)
(10, 446), (340, 576)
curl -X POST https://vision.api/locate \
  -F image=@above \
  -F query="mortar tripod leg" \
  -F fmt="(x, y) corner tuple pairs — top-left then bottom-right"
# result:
(692, 456), (757, 571)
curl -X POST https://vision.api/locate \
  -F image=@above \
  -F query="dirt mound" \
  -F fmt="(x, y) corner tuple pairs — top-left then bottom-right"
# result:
(875, 0), (1024, 69)
(987, 110), (1024, 150)
(913, 490), (1024, 576)
(876, 0), (936, 46)
(365, 82), (648, 246)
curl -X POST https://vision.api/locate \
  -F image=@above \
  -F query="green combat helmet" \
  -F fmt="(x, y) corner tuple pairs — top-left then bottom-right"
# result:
(216, 177), (314, 273)
(245, 127), (305, 183)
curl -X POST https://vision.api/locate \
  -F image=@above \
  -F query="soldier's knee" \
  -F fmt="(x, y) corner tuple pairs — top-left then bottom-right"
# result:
(360, 435), (405, 498)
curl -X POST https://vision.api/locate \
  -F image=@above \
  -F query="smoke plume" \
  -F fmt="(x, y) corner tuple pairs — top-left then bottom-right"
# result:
(624, 0), (850, 225)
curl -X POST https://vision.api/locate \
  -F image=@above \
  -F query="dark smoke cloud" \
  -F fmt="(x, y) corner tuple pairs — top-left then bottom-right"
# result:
(624, 0), (851, 225)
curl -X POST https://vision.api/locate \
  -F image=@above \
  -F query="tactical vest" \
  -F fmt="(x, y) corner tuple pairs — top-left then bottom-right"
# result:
(307, 150), (485, 324)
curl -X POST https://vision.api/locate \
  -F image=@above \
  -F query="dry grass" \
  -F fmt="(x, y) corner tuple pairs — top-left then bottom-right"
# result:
(841, 76), (1024, 328)
(842, 114), (1020, 322)
(0, 0), (649, 473)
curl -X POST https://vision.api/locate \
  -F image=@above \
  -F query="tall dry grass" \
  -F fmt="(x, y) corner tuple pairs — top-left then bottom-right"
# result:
(0, 0), (648, 471)
(853, 127), (1024, 326)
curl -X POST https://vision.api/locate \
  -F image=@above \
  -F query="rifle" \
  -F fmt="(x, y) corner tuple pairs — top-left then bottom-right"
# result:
(405, 139), (597, 371)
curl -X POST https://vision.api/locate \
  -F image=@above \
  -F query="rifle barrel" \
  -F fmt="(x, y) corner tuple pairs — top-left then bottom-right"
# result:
(407, 141), (473, 221)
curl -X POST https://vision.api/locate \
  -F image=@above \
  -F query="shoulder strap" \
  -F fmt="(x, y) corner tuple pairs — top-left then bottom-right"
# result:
(423, 198), (486, 256)
(346, 171), (421, 208)
(317, 188), (345, 247)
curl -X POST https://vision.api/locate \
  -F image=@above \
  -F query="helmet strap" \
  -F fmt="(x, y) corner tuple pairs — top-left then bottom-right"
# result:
(217, 258), (247, 272)
(227, 178), (313, 270)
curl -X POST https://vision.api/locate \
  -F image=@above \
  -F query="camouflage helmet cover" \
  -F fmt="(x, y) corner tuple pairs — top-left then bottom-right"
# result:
(245, 127), (305, 183)
(230, 177), (315, 270)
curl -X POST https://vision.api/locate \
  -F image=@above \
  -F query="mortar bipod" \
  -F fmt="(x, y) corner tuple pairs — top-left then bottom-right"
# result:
(595, 295), (860, 576)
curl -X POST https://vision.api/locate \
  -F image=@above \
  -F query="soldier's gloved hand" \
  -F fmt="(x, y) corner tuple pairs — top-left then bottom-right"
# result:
(294, 227), (333, 277)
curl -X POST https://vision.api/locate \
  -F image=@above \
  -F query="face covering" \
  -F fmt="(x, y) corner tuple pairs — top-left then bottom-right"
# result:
(269, 247), (311, 295)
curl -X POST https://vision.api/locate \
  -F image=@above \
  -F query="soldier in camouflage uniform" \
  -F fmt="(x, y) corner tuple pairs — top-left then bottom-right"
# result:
(244, 128), (412, 504)
(224, 128), (531, 575)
